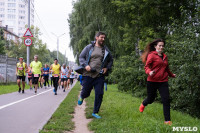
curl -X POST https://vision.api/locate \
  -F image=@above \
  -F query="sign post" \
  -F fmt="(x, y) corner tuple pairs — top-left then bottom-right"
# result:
(23, 27), (33, 84)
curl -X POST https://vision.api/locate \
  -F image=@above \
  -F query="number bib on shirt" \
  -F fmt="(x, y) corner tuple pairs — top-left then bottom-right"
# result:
(54, 74), (58, 77)
(18, 67), (23, 70)
(34, 74), (39, 77)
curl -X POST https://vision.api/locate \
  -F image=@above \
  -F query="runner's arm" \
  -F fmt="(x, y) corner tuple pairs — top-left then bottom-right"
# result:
(50, 65), (53, 73)
(25, 63), (28, 72)
(16, 63), (18, 75)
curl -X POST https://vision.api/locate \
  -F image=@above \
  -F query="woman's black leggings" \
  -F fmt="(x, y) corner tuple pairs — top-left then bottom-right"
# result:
(142, 81), (170, 121)
(44, 75), (49, 87)
(51, 77), (53, 86)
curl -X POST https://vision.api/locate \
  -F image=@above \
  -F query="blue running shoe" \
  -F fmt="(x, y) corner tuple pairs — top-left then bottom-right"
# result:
(92, 113), (101, 119)
(78, 96), (83, 105)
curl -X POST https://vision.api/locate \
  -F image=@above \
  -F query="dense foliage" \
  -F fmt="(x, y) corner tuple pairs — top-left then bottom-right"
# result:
(0, 28), (5, 54)
(1, 26), (68, 66)
(69, 0), (200, 117)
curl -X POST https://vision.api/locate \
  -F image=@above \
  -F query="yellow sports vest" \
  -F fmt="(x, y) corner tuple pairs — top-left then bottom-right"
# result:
(17, 62), (26, 76)
(52, 64), (60, 76)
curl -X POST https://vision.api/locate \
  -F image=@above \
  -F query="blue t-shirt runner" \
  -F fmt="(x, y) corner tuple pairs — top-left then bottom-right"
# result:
(43, 67), (49, 76)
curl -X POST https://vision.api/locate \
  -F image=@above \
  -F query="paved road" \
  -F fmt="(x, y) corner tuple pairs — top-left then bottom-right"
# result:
(0, 83), (75, 133)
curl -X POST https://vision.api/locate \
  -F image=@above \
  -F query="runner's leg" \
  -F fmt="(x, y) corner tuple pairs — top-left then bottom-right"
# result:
(17, 77), (21, 93)
(93, 76), (104, 114)
(63, 80), (67, 92)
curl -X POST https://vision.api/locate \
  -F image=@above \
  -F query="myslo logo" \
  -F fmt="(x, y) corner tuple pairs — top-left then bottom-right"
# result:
(173, 127), (198, 132)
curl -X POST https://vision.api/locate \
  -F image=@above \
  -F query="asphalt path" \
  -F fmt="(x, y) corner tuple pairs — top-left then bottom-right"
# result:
(0, 83), (75, 133)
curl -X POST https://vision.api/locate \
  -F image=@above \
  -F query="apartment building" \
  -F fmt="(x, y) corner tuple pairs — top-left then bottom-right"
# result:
(0, 0), (34, 37)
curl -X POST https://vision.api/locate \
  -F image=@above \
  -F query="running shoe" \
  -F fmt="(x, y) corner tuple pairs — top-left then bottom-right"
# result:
(92, 113), (101, 119)
(164, 121), (172, 126)
(22, 90), (24, 93)
(78, 96), (83, 105)
(18, 88), (21, 93)
(139, 103), (145, 112)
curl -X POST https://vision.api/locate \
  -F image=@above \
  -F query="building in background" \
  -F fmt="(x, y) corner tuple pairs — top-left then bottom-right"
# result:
(0, 0), (34, 37)
(0, 24), (19, 43)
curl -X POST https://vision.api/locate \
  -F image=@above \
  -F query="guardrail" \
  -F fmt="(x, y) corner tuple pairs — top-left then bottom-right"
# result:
(0, 55), (17, 83)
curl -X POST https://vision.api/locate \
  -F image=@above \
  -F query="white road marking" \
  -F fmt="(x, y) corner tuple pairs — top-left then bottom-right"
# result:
(0, 89), (53, 110)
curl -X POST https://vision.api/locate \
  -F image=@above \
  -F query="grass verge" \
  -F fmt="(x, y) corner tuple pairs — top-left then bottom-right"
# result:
(85, 84), (200, 133)
(0, 83), (30, 95)
(40, 83), (81, 133)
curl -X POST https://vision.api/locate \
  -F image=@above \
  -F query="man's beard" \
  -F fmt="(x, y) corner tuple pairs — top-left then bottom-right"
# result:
(98, 40), (104, 46)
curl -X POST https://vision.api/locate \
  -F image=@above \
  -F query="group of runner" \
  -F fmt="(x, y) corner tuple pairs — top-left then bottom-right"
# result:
(16, 55), (75, 95)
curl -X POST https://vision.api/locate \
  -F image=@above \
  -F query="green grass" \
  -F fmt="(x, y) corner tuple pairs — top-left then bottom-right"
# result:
(0, 83), (30, 95)
(85, 84), (200, 133)
(40, 83), (81, 133)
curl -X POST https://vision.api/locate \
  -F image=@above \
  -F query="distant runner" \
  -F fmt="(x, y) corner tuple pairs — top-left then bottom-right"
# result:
(43, 64), (50, 89)
(27, 65), (33, 90)
(66, 66), (71, 89)
(30, 55), (43, 94)
(39, 70), (44, 89)
(50, 71), (53, 87)
(50, 59), (61, 95)
(16, 57), (28, 93)
(60, 64), (70, 92)
(77, 74), (83, 89)
(70, 70), (75, 85)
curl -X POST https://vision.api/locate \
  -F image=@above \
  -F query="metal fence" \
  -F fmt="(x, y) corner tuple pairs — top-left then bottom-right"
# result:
(0, 55), (17, 83)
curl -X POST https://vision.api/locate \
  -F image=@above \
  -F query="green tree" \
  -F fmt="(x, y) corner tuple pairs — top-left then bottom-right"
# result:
(0, 28), (5, 54)
(69, 0), (200, 118)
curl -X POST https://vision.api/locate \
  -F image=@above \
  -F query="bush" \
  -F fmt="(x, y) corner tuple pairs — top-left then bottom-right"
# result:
(109, 53), (147, 97)
(165, 22), (200, 118)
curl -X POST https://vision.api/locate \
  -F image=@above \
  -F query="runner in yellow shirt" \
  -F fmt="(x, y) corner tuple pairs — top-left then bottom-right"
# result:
(16, 57), (28, 93)
(50, 59), (61, 95)
(30, 55), (43, 94)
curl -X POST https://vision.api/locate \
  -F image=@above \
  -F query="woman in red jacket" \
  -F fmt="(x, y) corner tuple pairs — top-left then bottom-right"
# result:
(140, 39), (176, 125)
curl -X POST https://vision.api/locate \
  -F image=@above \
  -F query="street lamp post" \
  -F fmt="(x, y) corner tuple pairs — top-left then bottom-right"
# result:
(52, 33), (65, 60)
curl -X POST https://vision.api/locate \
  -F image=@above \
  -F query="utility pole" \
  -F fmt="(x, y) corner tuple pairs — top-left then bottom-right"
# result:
(26, 0), (30, 84)
(51, 33), (65, 61)
(27, 0), (30, 66)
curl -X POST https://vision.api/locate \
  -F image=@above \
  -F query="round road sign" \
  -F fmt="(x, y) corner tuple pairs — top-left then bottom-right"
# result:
(24, 38), (32, 46)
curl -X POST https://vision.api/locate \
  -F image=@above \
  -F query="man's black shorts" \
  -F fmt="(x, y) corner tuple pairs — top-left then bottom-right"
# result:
(32, 74), (40, 84)
(28, 78), (32, 82)
(17, 76), (26, 81)
(61, 78), (69, 82)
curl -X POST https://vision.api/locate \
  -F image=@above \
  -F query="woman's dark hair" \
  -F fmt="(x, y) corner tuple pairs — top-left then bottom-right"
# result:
(141, 39), (165, 64)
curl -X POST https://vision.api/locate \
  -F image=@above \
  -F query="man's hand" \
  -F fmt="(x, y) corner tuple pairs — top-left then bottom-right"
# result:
(85, 65), (91, 72)
(102, 68), (107, 74)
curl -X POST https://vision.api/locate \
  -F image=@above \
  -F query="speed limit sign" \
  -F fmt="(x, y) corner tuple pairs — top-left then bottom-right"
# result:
(24, 37), (32, 46)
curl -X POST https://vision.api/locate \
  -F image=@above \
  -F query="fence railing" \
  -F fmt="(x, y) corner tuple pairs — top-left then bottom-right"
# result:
(0, 54), (17, 83)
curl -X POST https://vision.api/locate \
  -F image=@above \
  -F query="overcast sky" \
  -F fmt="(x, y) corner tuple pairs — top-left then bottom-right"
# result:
(34, 0), (75, 62)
